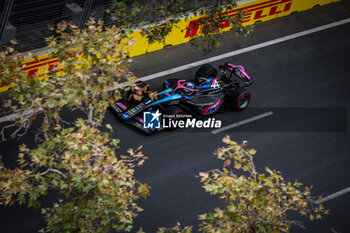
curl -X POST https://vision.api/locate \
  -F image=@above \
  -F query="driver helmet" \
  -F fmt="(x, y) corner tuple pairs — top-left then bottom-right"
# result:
(183, 81), (195, 94)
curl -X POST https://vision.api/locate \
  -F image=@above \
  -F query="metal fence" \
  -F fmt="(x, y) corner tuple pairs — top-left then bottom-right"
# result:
(0, 0), (112, 52)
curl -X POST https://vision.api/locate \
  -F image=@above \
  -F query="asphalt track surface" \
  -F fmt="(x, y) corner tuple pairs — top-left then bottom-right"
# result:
(1, 1), (350, 232)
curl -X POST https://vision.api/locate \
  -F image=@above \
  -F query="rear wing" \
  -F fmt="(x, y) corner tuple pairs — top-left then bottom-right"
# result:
(219, 63), (253, 87)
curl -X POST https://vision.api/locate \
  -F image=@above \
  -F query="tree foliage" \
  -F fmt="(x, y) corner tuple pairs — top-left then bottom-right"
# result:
(199, 136), (328, 232)
(0, 122), (149, 233)
(158, 222), (193, 233)
(0, 19), (148, 232)
(159, 136), (328, 233)
(1, 19), (136, 140)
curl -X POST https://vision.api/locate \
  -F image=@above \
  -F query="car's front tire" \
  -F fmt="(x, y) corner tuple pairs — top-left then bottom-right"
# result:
(163, 106), (184, 130)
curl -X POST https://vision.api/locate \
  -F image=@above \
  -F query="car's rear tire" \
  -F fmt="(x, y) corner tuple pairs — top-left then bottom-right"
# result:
(230, 88), (251, 111)
(195, 64), (217, 84)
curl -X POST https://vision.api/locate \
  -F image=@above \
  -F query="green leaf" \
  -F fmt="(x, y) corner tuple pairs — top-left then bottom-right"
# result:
(258, 174), (265, 181)
(234, 162), (242, 169)
(106, 124), (113, 131)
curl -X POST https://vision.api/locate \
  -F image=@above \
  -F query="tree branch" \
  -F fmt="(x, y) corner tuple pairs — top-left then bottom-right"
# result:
(40, 168), (66, 178)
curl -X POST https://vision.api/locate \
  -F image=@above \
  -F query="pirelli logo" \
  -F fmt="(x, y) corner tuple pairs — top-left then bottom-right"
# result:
(185, 0), (293, 38)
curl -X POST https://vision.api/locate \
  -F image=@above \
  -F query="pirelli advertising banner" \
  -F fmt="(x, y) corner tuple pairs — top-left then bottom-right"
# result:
(0, 0), (340, 92)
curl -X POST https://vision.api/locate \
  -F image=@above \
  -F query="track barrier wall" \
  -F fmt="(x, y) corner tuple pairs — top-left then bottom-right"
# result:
(0, 0), (340, 92)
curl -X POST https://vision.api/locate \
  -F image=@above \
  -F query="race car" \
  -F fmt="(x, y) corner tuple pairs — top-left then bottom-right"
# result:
(110, 62), (253, 134)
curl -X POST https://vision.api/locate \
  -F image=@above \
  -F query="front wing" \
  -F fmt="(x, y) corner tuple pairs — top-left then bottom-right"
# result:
(110, 101), (156, 134)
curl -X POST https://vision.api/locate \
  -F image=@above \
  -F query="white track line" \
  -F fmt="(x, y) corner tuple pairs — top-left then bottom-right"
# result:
(1, 18), (350, 124)
(319, 187), (350, 204)
(139, 18), (350, 81)
(211, 111), (273, 134)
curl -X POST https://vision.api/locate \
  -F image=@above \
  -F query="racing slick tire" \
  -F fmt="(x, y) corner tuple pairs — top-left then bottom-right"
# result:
(163, 106), (184, 130)
(230, 88), (251, 111)
(163, 106), (184, 116)
(195, 64), (217, 83)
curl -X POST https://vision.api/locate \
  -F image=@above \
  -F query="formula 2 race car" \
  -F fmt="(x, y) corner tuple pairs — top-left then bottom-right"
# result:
(110, 62), (253, 134)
